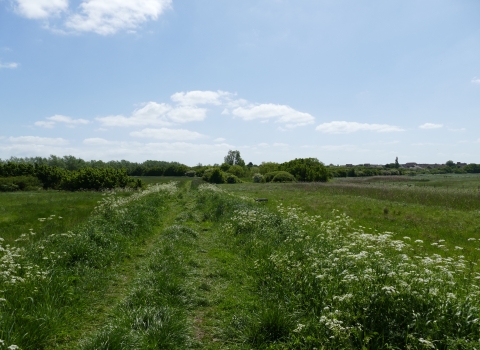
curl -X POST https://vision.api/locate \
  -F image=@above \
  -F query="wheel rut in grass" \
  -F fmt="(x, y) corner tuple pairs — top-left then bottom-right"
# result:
(58, 185), (187, 349)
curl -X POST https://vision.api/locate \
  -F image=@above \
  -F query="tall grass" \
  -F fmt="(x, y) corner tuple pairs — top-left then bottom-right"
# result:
(0, 183), (177, 349)
(196, 184), (480, 349)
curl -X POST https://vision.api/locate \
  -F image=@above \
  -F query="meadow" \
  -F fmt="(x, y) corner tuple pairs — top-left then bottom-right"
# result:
(0, 174), (479, 349)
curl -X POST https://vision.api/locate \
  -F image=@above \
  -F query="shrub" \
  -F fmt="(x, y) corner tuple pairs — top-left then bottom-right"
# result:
(227, 165), (244, 178)
(0, 176), (43, 192)
(252, 173), (264, 183)
(271, 171), (296, 183)
(202, 168), (226, 184)
(264, 171), (296, 183)
(61, 168), (135, 191)
(226, 174), (242, 184)
(185, 170), (196, 177)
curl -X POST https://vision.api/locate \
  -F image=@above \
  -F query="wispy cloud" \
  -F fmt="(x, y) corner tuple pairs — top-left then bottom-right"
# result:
(130, 128), (207, 141)
(419, 123), (443, 129)
(96, 102), (207, 127)
(471, 77), (480, 84)
(231, 103), (315, 128)
(0, 61), (19, 69)
(8, 136), (69, 146)
(171, 90), (232, 106)
(35, 115), (90, 128)
(316, 121), (404, 134)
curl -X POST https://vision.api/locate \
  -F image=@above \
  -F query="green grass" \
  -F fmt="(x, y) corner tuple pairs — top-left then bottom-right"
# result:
(1, 176), (480, 349)
(0, 190), (106, 245)
(221, 176), (480, 264)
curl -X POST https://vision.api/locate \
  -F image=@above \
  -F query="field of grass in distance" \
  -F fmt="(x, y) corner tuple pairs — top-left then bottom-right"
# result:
(0, 190), (106, 245)
(221, 174), (480, 264)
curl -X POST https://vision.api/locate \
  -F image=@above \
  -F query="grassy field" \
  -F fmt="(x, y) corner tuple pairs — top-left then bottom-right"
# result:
(223, 174), (480, 263)
(1, 175), (480, 349)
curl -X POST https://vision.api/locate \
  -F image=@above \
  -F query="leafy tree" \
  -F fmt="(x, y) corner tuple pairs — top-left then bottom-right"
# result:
(446, 160), (455, 167)
(227, 165), (244, 177)
(395, 157), (400, 169)
(224, 150), (245, 167)
(281, 158), (330, 182)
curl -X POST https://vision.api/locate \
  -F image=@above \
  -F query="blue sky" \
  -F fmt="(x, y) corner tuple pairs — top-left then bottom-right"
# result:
(1, 0), (479, 166)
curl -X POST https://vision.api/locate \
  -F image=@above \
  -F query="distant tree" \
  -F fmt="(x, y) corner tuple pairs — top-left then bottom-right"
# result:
(224, 150), (245, 167)
(394, 157), (400, 169)
(446, 160), (455, 167)
(227, 165), (244, 177)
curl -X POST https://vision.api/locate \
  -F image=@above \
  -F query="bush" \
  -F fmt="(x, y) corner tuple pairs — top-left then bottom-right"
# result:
(0, 176), (43, 192)
(227, 165), (244, 178)
(264, 171), (295, 183)
(185, 170), (196, 177)
(226, 174), (242, 184)
(202, 168), (226, 184)
(61, 168), (135, 191)
(252, 173), (264, 183)
(271, 171), (296, 183)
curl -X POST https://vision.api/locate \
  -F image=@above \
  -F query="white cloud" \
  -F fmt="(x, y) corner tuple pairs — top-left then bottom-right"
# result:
(231, 103), (315, 127)
(65, 0), (172, 35)
(35, 114), (90, 128)
(96, 102), (207, 127)
(167, 106), (207, 123)
(214, 138), (226, 142)
(34, 121), (56, 128)
(419, 123), (443, 129)
(0, 61), (19, 69)
(171, 90), (231, 106)
(83, 138), (112, 145)
(316, 121), (404, 134)
(130, 128), (207, 141)
(8, 136), (69, 146)
(471, 77), (480, 84)
(13, 0), (68, 19)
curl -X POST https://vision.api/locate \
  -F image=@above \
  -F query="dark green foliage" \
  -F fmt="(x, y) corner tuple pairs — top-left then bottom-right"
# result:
(0, 176), (42, 192)
(61, 168), (136, 191)
(202, 168), (226, 184)
(226, 174), (242, 184)
(281, 157), (330, 182)
(35, 164), (67, 189)
(185, 170), (196, 177)
(271, 171), (296, 183)
(227, 164), (244, 177)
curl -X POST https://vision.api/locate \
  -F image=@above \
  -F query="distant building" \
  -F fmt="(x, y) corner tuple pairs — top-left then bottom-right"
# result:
(404, 162), (417, 168)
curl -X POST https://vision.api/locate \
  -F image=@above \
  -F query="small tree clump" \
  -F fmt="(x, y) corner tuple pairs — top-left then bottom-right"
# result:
(252, 173), (264, 183)
(226, 174), (242, 184)
(227, 165), (244, 178)
(271, 171), (296, 183)
(202, 168), (226, 184)
(185, 170), (196, 177)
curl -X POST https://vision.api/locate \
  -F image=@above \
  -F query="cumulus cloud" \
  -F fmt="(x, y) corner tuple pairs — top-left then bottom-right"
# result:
(35, 114), (90, 128)
(471, 77), (480, 84)
(8, 136), (69, 145)
(130, 128), (207, 141)
(0, 61), (19, 69)
(171, 90), (231, 106)
(316, 121), (404, 134)
(13, 0), (68, 19)
(419, 123), (443, 129)
(65, 0), (172, 35)
(83, 138), (112, 145)
(231, 103), (315, 128)
(96, 102), (206, 127)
